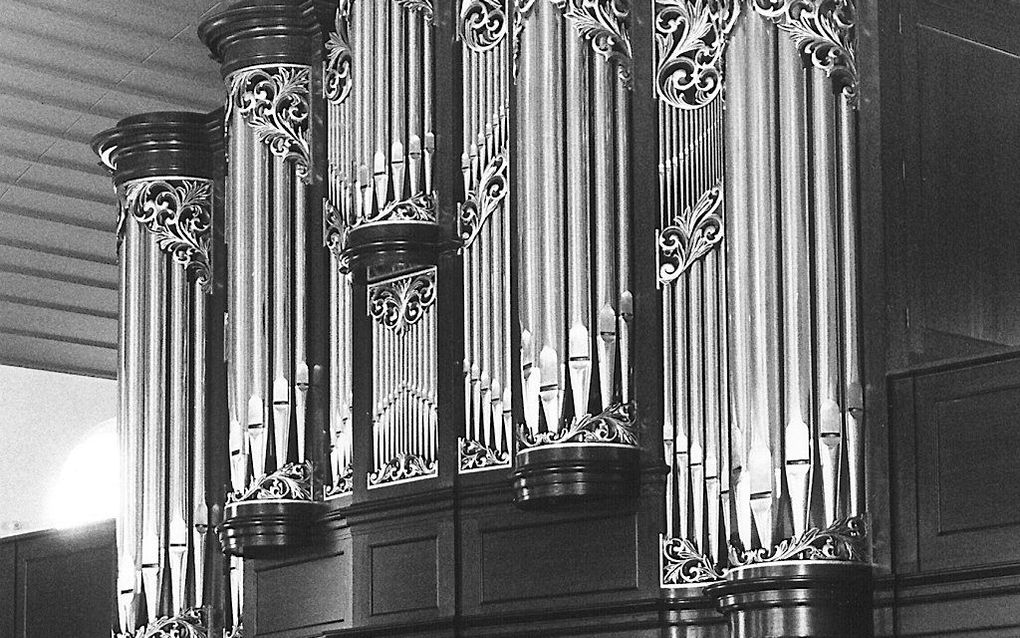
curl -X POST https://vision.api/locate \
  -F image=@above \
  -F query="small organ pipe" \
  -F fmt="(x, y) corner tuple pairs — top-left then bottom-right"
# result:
(615, 78), (632, 405)
(272, 155), (293, 468)
(294, 170), (309, 462)
(592, 59), (618, 417)
(248, 137), (268, 479)
(518, 3), (540, 433)
(191, 284), (207, 608)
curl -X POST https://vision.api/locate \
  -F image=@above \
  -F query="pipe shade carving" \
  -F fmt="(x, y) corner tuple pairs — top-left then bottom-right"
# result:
(121, 179), (214, 291)
(92, 111), (228, 637)
(227, 66), (312, 181)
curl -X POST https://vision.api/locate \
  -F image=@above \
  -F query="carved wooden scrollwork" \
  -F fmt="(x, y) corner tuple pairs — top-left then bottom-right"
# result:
(458, 151), (507, 247)
(660, 536), (724, 586)
(654, 0), (739, 109)
(557, 0), (634, 85)
(460, 0), (508, 52)
(368, 269), (437, 334)
(325, 2), (352, 106)
(121, 178), (214, 291)
(228, 65), (312, 180)
(657, 182), (723, 284)
(753, 0), (858, 104)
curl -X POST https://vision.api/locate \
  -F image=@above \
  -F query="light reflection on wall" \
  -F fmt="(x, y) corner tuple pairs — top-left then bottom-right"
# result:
(50, 418), (119, 528)
(0, 365), (117, 535)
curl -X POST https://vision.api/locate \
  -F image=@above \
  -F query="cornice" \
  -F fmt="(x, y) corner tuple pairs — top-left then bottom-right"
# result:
(90, 111), (219, 186)
(198, 0), (333, 77)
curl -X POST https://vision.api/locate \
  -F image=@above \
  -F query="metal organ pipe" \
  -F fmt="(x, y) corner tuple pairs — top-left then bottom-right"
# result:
(142, 231), (166, 620)
(778, 33), (814, 538)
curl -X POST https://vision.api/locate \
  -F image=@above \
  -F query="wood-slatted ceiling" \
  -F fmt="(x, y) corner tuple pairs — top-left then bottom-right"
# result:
(0, 0), (226, 378)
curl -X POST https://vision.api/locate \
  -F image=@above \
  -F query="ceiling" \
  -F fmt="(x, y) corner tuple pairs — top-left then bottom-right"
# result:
(0, 0), (226, 378)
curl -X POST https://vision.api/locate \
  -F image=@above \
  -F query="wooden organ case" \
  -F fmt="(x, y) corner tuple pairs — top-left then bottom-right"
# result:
(93, 0), (886, 636)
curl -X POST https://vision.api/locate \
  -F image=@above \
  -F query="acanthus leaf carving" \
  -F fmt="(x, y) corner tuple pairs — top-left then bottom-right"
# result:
(753, 0), (858, 105)
(368, 453), (438, 486)
(556, 0), (634, 86)
(660, 535), (725, 586)
(228, 66), (312, 181)
(368, 268), (437, 334)
(459, 438), (511, 471)
(458, 150), (507, 247)
(729, 514), (869, 567)
(325, 464), (354, 497)
(323, 197), (347, 260)
(518, 402), (639, 449)
(373, 191), (437, 225)
(228, 461), (315, 503)
(654, 0), (739, 110)
(325, 2), (353, 106)
(460, 0), (508, 52)
(122, 178), (214, 291)
(657, 182), (723, 284)
(116, 607), (206, 638)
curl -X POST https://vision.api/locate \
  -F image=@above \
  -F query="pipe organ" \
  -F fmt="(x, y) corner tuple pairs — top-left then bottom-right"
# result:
(93, 0), (876, 635)
(93, 112), (230, 637)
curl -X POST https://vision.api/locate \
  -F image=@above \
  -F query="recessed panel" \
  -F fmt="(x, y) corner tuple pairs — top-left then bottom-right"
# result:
(479, 514), (639, 604)
(369, 537), (438, 616)
(936, 387), (1020, 534)
(256, 553), (349, 634)
(22, 546), (113, 638)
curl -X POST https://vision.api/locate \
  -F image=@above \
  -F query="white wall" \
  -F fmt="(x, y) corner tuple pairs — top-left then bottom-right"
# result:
(0, 364), (117, 536)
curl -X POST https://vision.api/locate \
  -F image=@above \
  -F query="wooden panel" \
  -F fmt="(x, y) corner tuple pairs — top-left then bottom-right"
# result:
(0, 543), (14, 638)
(474, 513), (640, 605)
(255, 553), (349, 635)
(935, 388), (1020, 533)
(903, 1), (1020, 365)
(369, 537), (438, 616)
(889, 376), (919, 574)
(15, 521), (115, 638)
(911, 357), (1020, 572)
